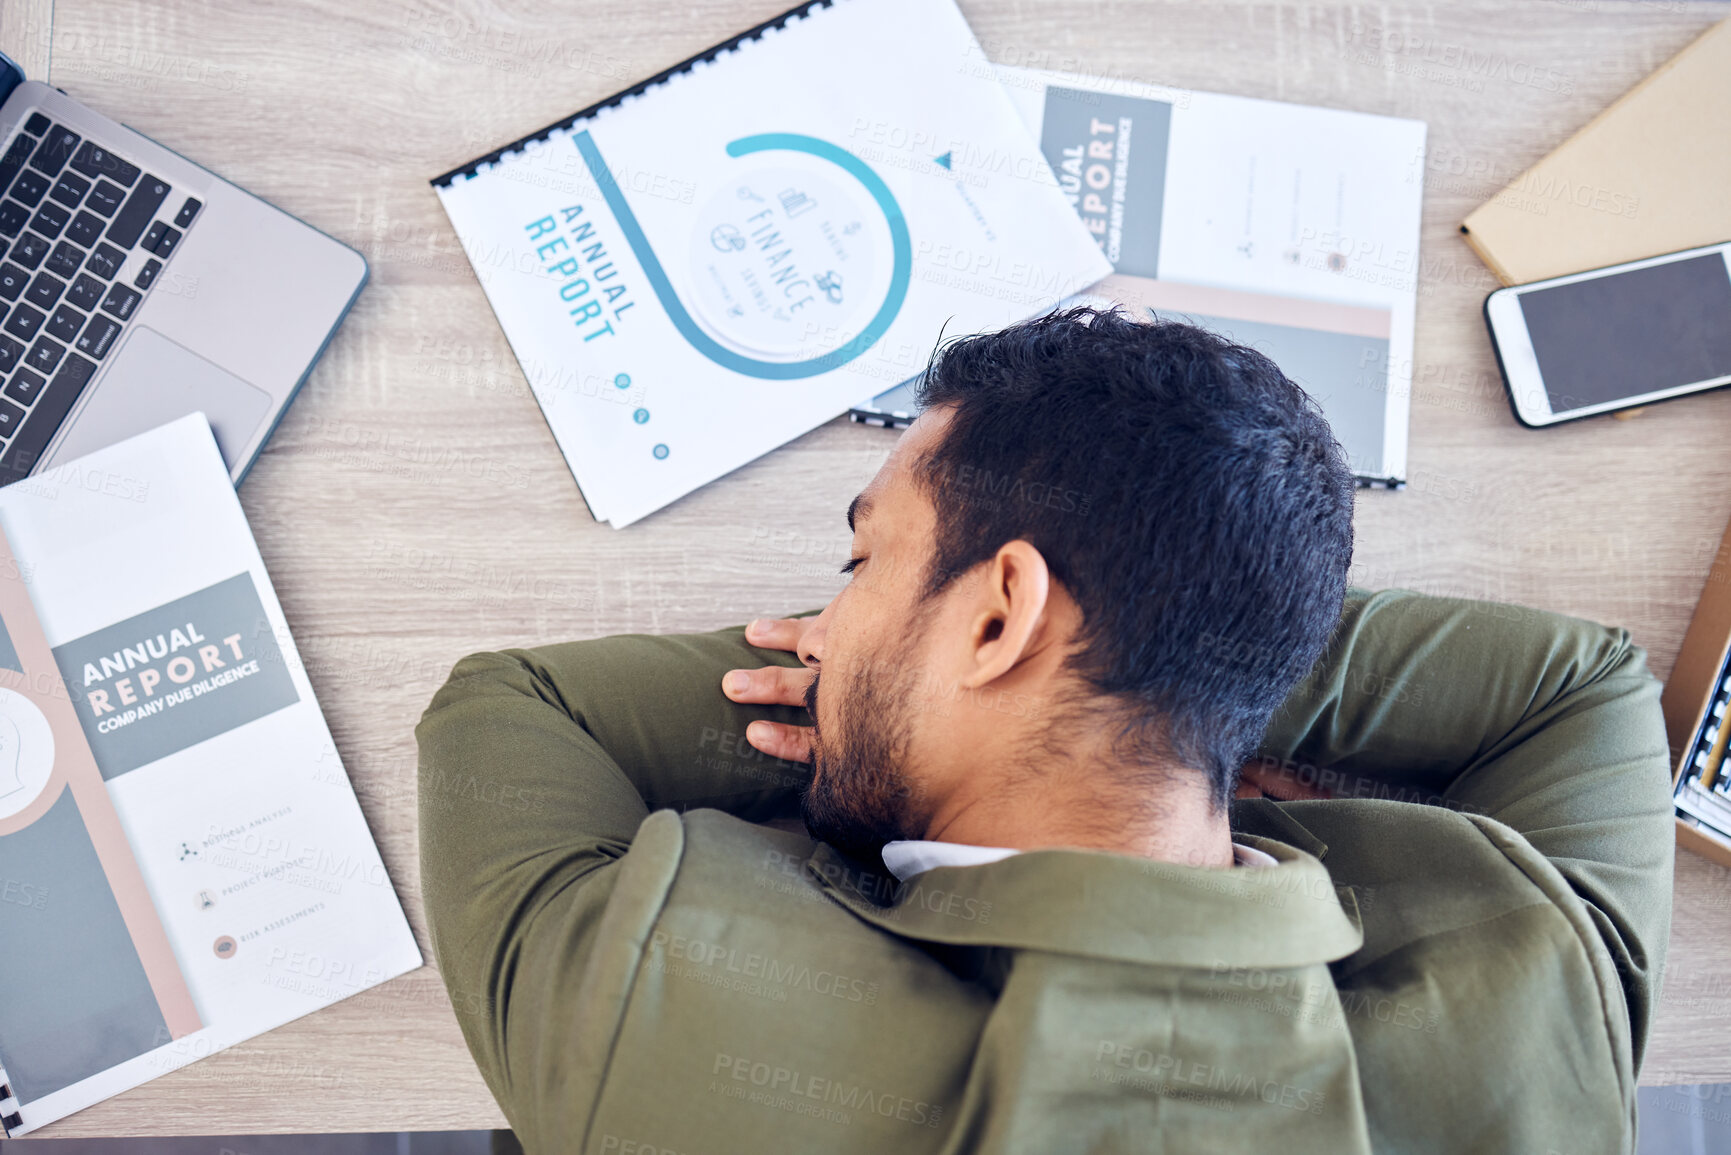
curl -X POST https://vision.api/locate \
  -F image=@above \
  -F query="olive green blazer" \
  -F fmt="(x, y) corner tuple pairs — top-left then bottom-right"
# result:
(416, 589), (1674, 1154)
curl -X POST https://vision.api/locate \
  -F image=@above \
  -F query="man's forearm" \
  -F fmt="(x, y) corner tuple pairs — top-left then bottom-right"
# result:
(1256, 587), (1674, 1066)
(1258, 589), (1671, 825)
(414, 625), (818, 1095)
(418, 627), (815, 838)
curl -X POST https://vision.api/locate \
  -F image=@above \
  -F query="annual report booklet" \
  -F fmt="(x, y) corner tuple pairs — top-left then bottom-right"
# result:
(0, 415), (421, 1135)
(1005, 68), (1425, 486)
(431, 0), (1113, 527)
(857, 67), (1428, 486)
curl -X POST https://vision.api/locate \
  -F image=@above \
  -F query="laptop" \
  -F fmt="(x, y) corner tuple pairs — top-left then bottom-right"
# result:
(0, 52), (367, 488)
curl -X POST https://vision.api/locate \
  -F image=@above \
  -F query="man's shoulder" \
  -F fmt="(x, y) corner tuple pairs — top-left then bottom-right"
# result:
(545, 805), (1632, 1155)
(566, 809), (990, 1153)
(608, 808), (942, 976)
(1269, 798), (1635, 1152)
(1265, 797), (1623, 970)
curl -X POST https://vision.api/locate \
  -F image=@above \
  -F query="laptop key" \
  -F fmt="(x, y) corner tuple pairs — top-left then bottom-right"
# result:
(147, 225), (181, 258)
(75, 313), (119, 360)
(67, 273), (104, 311)
(46, 304), (82, 344)
(0, 399), (23, 438)
(135, 258), (161, 289)
(0, 201), (25, 238)
(22, 114), (49, 138)
(0, 264), (25, 300)
(46, 242), (83, 279)
(49, 171), (90, 209)
(84, 243), (122, 280)
(100, 282), (141, 321)
(27, 127), (78, 177)
(7, 232), (48, 271)
(29, 201), (68, 239)
(24, 335), (63, 375)
(9, 169), (47, 207)
(24, 272), (63, 309)
(106, 176), (169, 248)
(174, 197), (201, 228)
(4, 368), (43, 405)
(0, 136), (31, 200)
(141, 221), (167, 253)
(69, 141), (140, 188)
(0, 336), (19, 373)
(0, 352), (95, 481)
(67, 211), (102, 248)
(86, 179), (124, 217)
(4, 304), (42, 341)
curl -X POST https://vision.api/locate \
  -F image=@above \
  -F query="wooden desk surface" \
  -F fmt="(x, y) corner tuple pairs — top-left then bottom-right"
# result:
(12, 0), (1731, 1136)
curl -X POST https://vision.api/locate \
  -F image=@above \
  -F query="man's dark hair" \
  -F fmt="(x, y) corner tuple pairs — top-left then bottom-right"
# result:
(913, 306), (1355, 808)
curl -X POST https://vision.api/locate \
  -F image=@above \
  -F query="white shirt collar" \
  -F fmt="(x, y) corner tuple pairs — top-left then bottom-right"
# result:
(880, 838), (1277, 882)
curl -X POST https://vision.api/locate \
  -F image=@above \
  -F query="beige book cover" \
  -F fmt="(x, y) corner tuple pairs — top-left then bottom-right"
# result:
(1460, 16), (1731, 286)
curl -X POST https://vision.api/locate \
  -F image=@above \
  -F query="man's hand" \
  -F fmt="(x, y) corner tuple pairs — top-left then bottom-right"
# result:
(723, 617), (819, 763)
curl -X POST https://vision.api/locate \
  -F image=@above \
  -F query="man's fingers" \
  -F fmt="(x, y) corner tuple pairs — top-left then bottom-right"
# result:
(745, 617), (807, 653)
(723, 665), (815, 706)
(746, 720), (813, 764)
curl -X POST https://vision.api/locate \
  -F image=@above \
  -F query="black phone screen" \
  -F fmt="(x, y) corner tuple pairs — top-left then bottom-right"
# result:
(1518, 252), (1731, 413)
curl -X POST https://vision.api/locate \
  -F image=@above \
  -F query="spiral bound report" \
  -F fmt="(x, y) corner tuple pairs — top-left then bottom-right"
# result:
(431, 0), (835, 189)
(426, 0), (1113, 527)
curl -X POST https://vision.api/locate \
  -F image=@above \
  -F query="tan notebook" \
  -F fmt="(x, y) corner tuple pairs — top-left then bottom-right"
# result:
(1461, 15), (1731, 286)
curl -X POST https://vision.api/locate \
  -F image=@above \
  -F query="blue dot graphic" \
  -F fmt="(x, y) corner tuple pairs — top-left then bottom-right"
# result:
(633, 408), (650, 424)
(614, 372), (632, 389)
(652, 444), (669, 460)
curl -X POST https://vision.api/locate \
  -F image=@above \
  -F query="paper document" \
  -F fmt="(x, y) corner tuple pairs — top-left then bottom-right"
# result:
(995, 67), (1426, 485)
(0, 416), (421, 1135)
(433, 0), (1112, 526)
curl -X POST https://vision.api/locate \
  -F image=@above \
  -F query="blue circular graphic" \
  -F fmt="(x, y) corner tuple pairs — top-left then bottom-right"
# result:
(614, 372), (632, 389)
(574, 129), (912, 381)
(652, 444), (669, 460)
(633, 408), (650, 424)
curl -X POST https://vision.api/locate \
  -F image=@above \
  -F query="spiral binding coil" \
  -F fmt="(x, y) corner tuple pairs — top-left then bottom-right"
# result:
(430, 0), (837, 188)
(0, 1063), (22, 1135)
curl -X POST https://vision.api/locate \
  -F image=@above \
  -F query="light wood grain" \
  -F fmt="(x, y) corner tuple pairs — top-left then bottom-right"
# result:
(0, 0), (52, 82)
(12, 0), (1731, 1136)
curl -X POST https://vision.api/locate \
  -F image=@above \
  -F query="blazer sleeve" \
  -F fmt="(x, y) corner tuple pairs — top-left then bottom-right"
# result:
(1256, 587), (1676, 1070)
(414, 625), (811, 1132)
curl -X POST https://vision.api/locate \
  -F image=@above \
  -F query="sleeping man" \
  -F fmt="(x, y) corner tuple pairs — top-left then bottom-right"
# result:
(418, 308), (1673, 1154)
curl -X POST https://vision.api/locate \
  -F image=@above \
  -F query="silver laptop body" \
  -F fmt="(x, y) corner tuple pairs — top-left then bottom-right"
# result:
(0, 55), (365, 487)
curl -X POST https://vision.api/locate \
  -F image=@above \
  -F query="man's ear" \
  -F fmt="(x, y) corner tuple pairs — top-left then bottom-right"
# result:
(959, 541), (1052, 690)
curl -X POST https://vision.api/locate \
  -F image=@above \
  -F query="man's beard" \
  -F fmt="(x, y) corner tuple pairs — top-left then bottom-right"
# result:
(800, 638), (924, 863)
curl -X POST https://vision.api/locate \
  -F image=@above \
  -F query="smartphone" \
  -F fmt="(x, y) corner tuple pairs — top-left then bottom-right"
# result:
(1484, 240), (1731, 427)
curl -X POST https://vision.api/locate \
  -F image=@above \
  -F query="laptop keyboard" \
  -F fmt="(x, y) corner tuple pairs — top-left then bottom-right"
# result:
(0, 111), (201, 483)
